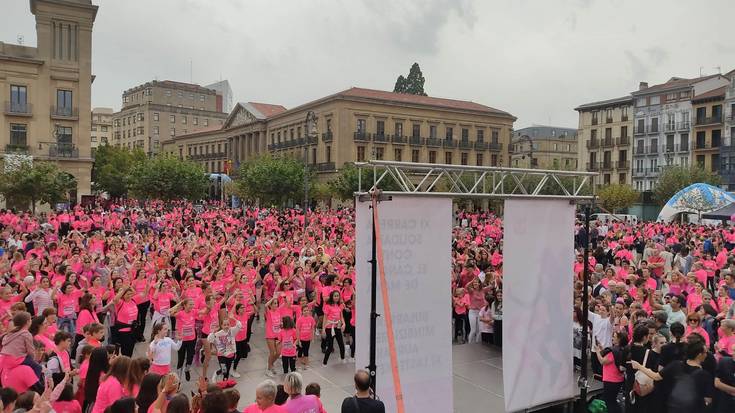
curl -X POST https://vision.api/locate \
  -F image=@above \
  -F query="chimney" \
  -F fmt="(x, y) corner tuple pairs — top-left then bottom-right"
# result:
(639, 82), (649, 90)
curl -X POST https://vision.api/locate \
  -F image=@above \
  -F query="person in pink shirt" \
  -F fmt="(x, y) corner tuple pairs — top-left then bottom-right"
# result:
(243, 380), (288, 413)
(170, 299), (197, 381)
(278, 316), (298, 374)
(715, 319), (735, 359)
(295, 306), (315, 370)
(112, 287), (139, 357)
(283, 372), (326, 413)
(263, 298), (282, 377)
(452, 287), (471, 344)
(231, 303), (251, 378)
(684, 312), (710, 347)
(91, 356), (134, 413)
(321, 291), (346, 366)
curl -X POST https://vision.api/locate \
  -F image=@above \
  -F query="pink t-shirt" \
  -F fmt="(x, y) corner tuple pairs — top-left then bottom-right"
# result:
(295, 316), (315, 341)
(279, 329), (298, 357)
(601, 352), (624, 383)
(322, 304), (342, 327)
(76, 309), (100, 334)
(265, 310), (282, 339)
(243, 403), (288, 413)
(0, 364), (38, 393)
(92, 376), (125, 413)
(176, 310), (197, 341)
(283, 394), (324, 413)
(116, 301), (139, 332)
(52, 400), (82, 413)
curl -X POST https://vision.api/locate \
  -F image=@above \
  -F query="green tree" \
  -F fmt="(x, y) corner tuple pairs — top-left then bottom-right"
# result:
(597, 184), (640, 212)
(128, 155), (208, 201)
(0, 161), (77, 213)
(236, 155), (310, 206)
(392, 63), (427, 96)
(653, 166), (720, 205)
(92, 145), (146, 198)
(328, 163), (401, 200)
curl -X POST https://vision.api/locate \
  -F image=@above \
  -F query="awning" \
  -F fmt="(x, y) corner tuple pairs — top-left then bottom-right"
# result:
(701, 202), (735, 220)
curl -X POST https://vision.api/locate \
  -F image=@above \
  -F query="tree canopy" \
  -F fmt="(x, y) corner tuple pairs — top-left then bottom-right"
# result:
(128, 155), (209, 201)
(653, 166), (720, 206)
(393, 63), (427, 96)
(597, 184), (639, 212)
(92, 145), (146, 198)
(236, 155), (309, 206)
(328, 163), (400, 200)
(0, 161), (77, 213)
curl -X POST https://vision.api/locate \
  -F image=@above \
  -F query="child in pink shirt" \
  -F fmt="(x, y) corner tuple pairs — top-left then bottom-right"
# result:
(295, 307), (316, 370)
(0, 312), (43, 382)
(278, 316), (298, 374)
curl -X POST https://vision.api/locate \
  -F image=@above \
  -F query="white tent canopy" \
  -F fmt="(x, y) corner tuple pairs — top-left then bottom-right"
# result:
(657, 183), (735, 222)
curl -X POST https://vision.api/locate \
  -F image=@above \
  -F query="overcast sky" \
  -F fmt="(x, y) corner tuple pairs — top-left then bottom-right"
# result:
(2, 0), (734, 128)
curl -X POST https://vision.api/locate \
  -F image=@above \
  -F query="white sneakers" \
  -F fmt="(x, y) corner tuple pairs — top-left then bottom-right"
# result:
(231, 371), (241, 378)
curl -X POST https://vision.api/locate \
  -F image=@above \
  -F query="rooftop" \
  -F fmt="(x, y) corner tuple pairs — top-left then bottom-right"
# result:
(692, 85), (727, 102)
(631, 73), (724, 96)
(242, 102), (287, 119)
(512, 125), (577, 141)
(574, 95), (632, 111)
(123, 80), (218, 95)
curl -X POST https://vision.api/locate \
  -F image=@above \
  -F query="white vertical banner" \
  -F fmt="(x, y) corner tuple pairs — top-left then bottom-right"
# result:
(503, 199), (576, 412)
(355, 196), (453, 413)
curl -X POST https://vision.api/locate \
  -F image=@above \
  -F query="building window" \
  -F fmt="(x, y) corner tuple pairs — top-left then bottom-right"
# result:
(177, 91), (183, 98)
(182, 116), (187, 125)
(412, 124), (420, 138)
(327, 118), (332, 132)
(357, 119), (366, 134)
(171, 128), (175, 136)
(200, 95), (205, 102)
(477, 129), (484, 143)
(395, 122), (403, 137)
(376, 121), (385, 137)
(491, 130), (499, 143)
(461, 152), (468, 165)
(461, 128), (469, 141)
(137, 113), (144, 121)
(394, 148), (402, 161)
(101, 126), (108, 132)
(357, 146), (366, 162)
(165, 90), (172, 97)
(650, 96), (660, 105)
(412, 149), (420, 163)
(9, 85), (28, 112)
(476, 153), (483, 166)
(375, 147), (384, 160)
(445, 127), (453, 140)
(429, 125), (437, 139)
(491, 154), (498, 166)
(170, 115), (175, 123)
(636, 97), (646, 107)
(10, 124), (27, 146)
(445, 152), (452, 164)
(290, 129), (294, 140)
(193, 117), (198, 125)
(204, 119), (209, 126)
(152, 126), (159, 135)
(56, 90), (73, 115)
(621, 107), (629, 121)
(326, 146), (331, 162)
(429, 151), (437, 163)
(56, 126), (72, 144)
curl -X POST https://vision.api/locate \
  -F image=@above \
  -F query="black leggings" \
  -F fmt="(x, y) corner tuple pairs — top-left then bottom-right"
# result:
(323, 328), (345, 364)
(136, 301), (151, 340)
(246, 315), (255, 343)
(493, 319), (502, 347)
(177, 339), (196, 369)
(233, 340), (250, 370)
(117, 331), (136, 357)
(282, 356), (296, 373)
(453, 312), (470, 340)
(217, 356), (234, 379)
(298, 340), (311, 357)
(602, 381), (623, 413)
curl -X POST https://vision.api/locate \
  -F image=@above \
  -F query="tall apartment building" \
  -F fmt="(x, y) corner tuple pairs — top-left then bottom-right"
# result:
(575, 96), (633, 186)
(510, 126), (578, 169)
(0, 0), (98, 203)
(691, 86), (726, 173)
(161, 87), (515, 177)
(91, 107), (112, 155)
(205, 80), (233, 113)
(723, 77), (735, 189)
(631, 75), (730, 191)
(111, 80), (228, 155)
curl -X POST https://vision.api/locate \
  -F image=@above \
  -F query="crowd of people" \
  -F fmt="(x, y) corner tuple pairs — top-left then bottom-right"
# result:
(0, 199), (733, 413)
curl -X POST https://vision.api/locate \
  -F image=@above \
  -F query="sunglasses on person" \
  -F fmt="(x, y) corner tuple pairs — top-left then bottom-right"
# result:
(688, 319), (699, 324)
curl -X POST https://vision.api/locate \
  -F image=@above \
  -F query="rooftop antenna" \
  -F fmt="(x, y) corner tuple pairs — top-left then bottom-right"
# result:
(699, 66), (704, 77)
(16, 35), (24, 45)
(190, 59), (193, 84)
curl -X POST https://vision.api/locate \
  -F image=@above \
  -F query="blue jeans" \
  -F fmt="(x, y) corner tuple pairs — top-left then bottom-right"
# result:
(57, 316), (76, 335)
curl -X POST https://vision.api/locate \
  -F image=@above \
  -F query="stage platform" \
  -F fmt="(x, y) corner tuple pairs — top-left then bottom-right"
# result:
(131, 321), (601, 412)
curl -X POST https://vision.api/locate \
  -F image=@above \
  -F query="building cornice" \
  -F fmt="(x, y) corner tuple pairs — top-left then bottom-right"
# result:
(0, 54), (44, 66)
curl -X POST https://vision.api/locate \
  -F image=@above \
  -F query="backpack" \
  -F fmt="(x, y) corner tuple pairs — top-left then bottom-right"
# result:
(667, 367), (699, 410)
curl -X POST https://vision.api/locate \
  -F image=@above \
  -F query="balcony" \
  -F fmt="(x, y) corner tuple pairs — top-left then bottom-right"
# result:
(665, 123), (677, 132)
(601, 138), (614, 148)
(695, 116), (723, 126)
(316, 162), (335, 172)
(373, 133), (388, 143)
(586, 139), (599, 149)
(616, 160), (629, 169)
(727, 112), (735, 122)
(647, 126), (660, 135)
(622, 115), (629, 122)
(321, 132), (333, 142)
(5, 143), (30, 154)
(409, 136), (424, 146)
(695, 141), (710, 150)
(459, 140), (472, 150)
(677, 121), (690, 131)
(392, 135), (407, 144)
(48, 143), (79, 158)
(634, 126), (645, 135)
(474, 141), (488, 150)
(601, 161), (614, 171)
(605, 117), (613, 124)
(306, 136), (317, 145)
(586, 162), (600, 171)
(442, 139), (457, 149)
(50, 106), (79, 120)
(488, 142), (503, 151)
(679, 142), (689, 152)
(632, 168), (646, 177)
(616, 136), (630, 146)
(4, 102), (32, 116)
(591, 118), (598, 125)
(354, 132), (371, 142)
(426, 138), (442, 147)
(649, 144), (658, 154)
